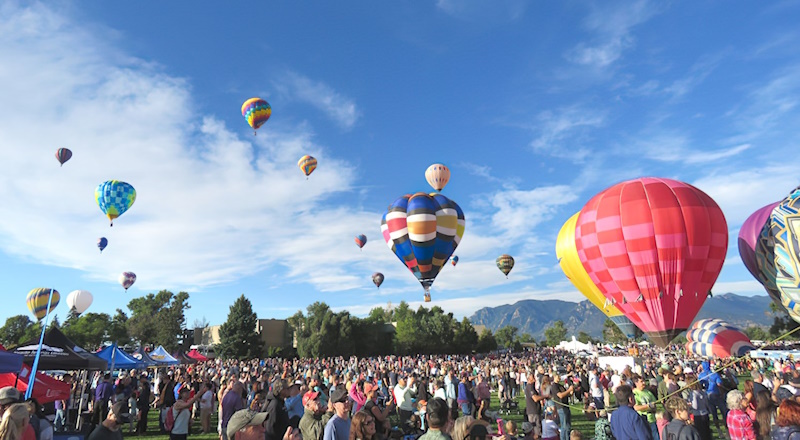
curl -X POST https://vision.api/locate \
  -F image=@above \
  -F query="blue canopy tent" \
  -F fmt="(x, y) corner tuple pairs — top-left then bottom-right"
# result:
(148, 346), (179, 365)
(0, 351), (23, 374)
(129, 347), (159, 368)
(96, 344), (146, 370)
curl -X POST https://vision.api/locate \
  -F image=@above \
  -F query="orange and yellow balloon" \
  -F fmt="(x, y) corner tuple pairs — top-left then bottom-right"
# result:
(241, 98), (271, 135)
(298, 155), (317, 179)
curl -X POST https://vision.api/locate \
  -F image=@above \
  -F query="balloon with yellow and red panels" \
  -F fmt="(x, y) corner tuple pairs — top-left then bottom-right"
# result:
(381, 192), (464, 302)
(298, 155), (317, 179)
(574, 177), (728, 347)
(686, 319), (754, 358)
(241, 98), (271, 135)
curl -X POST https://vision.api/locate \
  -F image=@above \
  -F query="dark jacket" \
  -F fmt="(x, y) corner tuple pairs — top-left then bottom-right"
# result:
(264, 392), (290, 440)
(662, 419), (701, 440)
(772, 425), (800, 440)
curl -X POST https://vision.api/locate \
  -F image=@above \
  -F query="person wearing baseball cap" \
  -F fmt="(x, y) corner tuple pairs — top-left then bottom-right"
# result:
(322, 387), (351, 440)
(299, 390), (332, 440)
(226, 408), (269, 440)
(264, 379), (292, 440)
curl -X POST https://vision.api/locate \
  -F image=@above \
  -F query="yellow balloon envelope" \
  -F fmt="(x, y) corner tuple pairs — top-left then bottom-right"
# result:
(556, 212), (636, 338)
(26, 288), (60, 321)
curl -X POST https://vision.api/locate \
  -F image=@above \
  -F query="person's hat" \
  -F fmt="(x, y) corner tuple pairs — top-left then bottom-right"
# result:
(330, 387), (348, 403)
(272, 379), (289, 395)
(521, 422), (534, 435)
(302, 391), (320, 406)
(363, 383), (376, 395)
(293, 380), (303, 387)
(0, 386), (19, 405)
(167, 370), (174, 376)
(226, 409), (269, 439)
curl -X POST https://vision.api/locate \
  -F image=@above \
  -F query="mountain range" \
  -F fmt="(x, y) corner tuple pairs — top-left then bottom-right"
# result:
(468, 293), (773, 339)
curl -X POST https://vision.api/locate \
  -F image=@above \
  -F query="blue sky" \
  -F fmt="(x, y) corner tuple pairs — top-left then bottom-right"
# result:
(1, 1), (799, 328)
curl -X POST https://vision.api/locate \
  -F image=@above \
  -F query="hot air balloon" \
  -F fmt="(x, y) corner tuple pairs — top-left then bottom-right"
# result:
(686, 319), (755, 358)
(381, 192), (465, 302)
(767, 187), (800, 318)
(355, 234), (367, 250)
(241, 98), (271, 135)
(66, 290), (93, 315)
(95, 180), (136, 227)
(55, 148), (72, 166)
(26, 288), (59, 321)
(556, 212), (637, 339)
(425, 164), (450, 192)
(496, 255), (514, 278)
(298, 155), (317, 179)
(372, 272), (384, 289)
(574, 177), (728, 347)
(451, 256), (459, 267)
(97, 237), (108, 253)
(738, 202), (798, 320)
(119, 272), (136, 291)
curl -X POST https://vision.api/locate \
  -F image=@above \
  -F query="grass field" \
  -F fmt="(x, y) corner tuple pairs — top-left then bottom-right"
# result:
(125, 386), (736, 440)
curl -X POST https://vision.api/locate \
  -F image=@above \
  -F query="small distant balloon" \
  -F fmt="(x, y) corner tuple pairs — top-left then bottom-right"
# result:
(119, 272), (136, 291)
(298, 155), (317, 178)
(496, 254), (514, 278)
(55, 148), (72, 167)
(95, 180), (136, 227)
(66, 290), (93, 315)
(241, 98), (271, 135)
(451, 256), (459, 267)
(355, 234), (367, 250)
(372, 272), (384, 289)
(26, 288), (60, 321)
(97, 237), (108, 253)
(425, 164), (450, 192)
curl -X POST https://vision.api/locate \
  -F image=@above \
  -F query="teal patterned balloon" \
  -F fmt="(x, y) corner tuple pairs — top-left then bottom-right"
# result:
(771, 187), (800, 318)
(95, 180), (136, 226)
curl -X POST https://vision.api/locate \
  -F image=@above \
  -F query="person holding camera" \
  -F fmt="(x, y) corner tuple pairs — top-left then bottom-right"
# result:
(88, 401), (129, 440)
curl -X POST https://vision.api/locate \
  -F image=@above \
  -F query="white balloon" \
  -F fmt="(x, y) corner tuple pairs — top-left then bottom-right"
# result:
(66, 290), (93, 314)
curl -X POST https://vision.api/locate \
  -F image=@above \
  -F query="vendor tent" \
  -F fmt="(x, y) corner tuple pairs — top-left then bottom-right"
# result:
(171, 351), (198, 365)
(0, 363), (70, 404)
(96, 344), (146, 370)
(148, 346), (179, 365)
(13, 327), (107, 370)
(186, 349), (209, 362)
(0, 350), (23, 374)
(130, 347), (159, 367)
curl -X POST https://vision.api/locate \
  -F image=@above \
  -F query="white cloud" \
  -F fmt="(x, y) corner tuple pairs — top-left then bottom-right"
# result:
(530, 106), (606, 160)
(436, 0), (527, 22)
(634, 133), (751, 164)
(566, 0), (660, 68)
(274, 71), (361, 130)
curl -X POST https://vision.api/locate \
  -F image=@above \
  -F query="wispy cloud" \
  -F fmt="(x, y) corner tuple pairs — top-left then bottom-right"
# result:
(436, 0), (527, 23)
(633, 132), (751, 164)
(274, 71), (361, 130)
(565, 0), (661, 68)
(530, 106), (606, 160)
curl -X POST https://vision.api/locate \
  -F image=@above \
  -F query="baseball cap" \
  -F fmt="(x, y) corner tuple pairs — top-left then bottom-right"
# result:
(0, 386), (19, 405)
(330, 387), (348, 403)
(226, 409), (269, 439)
(302, 391), (320, 406)
(521, 422), (534, 435)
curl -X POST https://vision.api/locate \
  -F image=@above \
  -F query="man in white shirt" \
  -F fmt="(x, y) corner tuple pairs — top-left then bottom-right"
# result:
(589, 367), (604, 410)
(393, 376), (416, 431)
(444, 371), (457, 413)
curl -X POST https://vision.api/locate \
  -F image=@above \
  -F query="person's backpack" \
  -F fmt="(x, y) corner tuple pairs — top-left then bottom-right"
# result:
(719, 373), (737, 393)
(164, 406), (176, 432)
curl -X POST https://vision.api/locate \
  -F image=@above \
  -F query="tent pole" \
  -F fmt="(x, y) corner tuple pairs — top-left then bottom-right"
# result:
(26, 288), (55, 400)
(76, 369), (88, 431)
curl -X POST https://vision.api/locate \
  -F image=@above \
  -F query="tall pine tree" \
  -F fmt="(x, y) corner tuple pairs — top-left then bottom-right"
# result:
(218, 295), (262, 359)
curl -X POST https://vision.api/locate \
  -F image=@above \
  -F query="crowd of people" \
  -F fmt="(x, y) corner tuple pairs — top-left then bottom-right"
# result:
(8, 347), (800, 440)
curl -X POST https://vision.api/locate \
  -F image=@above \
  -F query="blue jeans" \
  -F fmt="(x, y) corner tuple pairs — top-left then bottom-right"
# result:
(557, 407), (570, 440)
(54, 409), (66, 431)
(461, 402), (472, 416)
(708, 392), (728, 427)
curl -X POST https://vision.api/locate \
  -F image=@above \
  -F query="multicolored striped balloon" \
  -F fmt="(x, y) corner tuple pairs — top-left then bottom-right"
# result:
(686, 319), (754, 358)
(241, 98), (271, 135)
(298, 155), (317, 178)
(95, 180), (136, 227)
(55, 148), (72, 167)
(119, 272), (136, 291)
(425, 163), (450, 192)
(381, 192), (465, 302)
(574, 177), (728, 347)
(496, 254), (514, 278)
(355, 234), (367, 250)
(769, 187), (800, 318)
(372, 272), (384, 289)
(26, 288), (60, 321)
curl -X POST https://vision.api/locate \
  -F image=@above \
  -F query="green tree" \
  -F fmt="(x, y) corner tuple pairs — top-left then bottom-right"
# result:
(217, 295), (262, 360)
(108, 309), (130, 345)
(519, 333), (535, 343)
(577, 331), (594, 344)
(602, 319), (628, 345)
(453, 318), (479, 354)
(744, 325), (769, 342)
(476, 328), (497, 353)
(62, 313), (112, 349)
(0, 315), (34, 347)
(769, 302), (800, 338)
(289, 302), (361, 358)
(127, 290), (191, 351)
(544, 321), (568, 347)
(495, 325), (519, 349)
